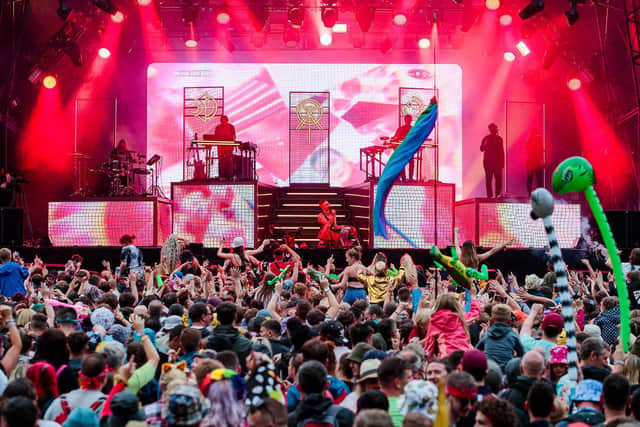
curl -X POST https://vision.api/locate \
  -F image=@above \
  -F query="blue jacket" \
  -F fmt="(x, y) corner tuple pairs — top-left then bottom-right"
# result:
(476, 322), (524, 369)
(0, 261), (28, 297)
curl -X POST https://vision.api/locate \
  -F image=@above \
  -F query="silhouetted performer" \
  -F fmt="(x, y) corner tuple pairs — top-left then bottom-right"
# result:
(214, 115), (236, 179)
(525, 128), (544, 194)
(480, 123), (504, 198)
(391, 114), (415, 181)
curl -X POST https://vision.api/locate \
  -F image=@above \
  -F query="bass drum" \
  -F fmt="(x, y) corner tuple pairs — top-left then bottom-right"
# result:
(88, 169), (111, 197)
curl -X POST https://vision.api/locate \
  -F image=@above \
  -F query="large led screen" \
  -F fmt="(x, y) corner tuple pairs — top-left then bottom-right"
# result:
(147, 63), (462, 195)
(372, 183), (455, 249)
(455, 200), (581, 248)
(48, 200), (171, 246)
(172, 183), (255, 247)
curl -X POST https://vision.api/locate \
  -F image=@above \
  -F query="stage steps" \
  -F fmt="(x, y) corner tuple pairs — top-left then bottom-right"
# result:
(260, 185), (368, 247)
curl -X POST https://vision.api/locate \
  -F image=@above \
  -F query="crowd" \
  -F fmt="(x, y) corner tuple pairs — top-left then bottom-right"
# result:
(0, 233), (638, 427)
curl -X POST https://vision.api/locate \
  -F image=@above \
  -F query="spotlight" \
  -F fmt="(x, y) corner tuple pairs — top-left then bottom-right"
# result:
(288, 0), (304, 28)
(519, 0), (543, 20)
(320, 33), (332, 45)
(321, 0), (339, 28)
(183, 3), (199, 47)
(393, 13), (407, 25)
(137, 0), (152, 5)
(98, 47), (111, 58)
(28, 67), (44, 85)
(216, 8), (231, 25)
(184, 21), (198, 47)
(499, 14), (512, 25)
(93, 0), (118, 15)
(565, 0), (578, 25)
(57, 0), (72, 20)
(516, 41), (531, 56)
(111, 11), (124, 23)
(418, 38), (430, 49)
(43, 75), (57, 89)
(504, 51), (515, 61)
(355, 0), (375, 32)
(486, 0), (500, 10)
(567, 77), (581, 90)
(333, 23), (347, 32)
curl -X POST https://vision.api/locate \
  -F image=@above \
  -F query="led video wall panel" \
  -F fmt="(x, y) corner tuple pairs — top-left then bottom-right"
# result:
(372, 183), (455, 249)
(455, 199), (581, 248)
(48, 198), (172, 246)
(147, 63), (462, 196)
(172, 183), (255, 247)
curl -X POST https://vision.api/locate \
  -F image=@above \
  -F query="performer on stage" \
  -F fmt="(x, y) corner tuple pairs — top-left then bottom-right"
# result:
(0, 169), (12, 207)
(111, 139), (134, 162)
(391, 114), (414, 181)
(525, 128), (544, 194)
(214, 115), (236, 179)
(480, 123), (504, 198)
(317, 199), (344, 248)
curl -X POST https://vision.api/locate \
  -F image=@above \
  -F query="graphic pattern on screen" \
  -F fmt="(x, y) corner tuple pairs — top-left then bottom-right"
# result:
(147, 64), (462, 195)
(289, 92), (330, 184)
(473, 202), (580, 248)
(172, 184), (255, 247)
(455, 201), (477, 247)
(48, 201), (156, 246)
(372, 183), (455, 248)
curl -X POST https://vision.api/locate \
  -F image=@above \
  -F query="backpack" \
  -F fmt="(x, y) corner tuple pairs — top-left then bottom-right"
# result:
(54, 394), (106, 425)
(296, 405), (341, 427)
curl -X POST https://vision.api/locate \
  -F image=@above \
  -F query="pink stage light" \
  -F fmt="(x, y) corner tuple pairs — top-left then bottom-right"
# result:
(486, 0), (500, 10)
(503, 51), (515, 62)
(111, 11), (124, 23)
(418, 38), (431, 49)
(137, 0), (151, 5)
(42, 75), (57, 89)
(185, 39), (198, 48)
(320, 33), (332, 46)
(567, 78), (581, 90)
(98, 47), (111, 58)
(217, 10), (231, 24)
(393, 13), (407, 25)
(499, 14), (512, 25)
(516, 41), (531, 56)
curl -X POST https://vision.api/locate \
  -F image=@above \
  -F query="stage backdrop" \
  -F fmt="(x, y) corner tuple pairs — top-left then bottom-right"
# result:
(147, 63), (462, 195)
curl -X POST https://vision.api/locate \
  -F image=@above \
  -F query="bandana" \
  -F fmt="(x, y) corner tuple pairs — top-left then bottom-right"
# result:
(79, 367), (108, 390)
(446, 385), (478, 399)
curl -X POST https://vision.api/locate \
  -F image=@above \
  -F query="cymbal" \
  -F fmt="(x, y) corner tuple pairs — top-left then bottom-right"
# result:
(69, 153), (92, 159)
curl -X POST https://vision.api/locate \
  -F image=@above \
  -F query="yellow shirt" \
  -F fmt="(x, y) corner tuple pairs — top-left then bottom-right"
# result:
(357, 268), (404, 304)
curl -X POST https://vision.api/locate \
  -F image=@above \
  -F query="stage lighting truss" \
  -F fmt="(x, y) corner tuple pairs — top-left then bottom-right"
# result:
(288, 0), (305, 28)
(519, 0), (544, 20)
(92, 0), (119, 15)
(321, 0), (339, 28)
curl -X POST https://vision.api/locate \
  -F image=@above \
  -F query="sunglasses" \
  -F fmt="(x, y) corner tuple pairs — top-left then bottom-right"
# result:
(458, 396), (477, 408)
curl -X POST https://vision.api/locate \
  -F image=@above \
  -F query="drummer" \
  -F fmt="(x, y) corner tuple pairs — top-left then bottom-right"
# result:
(111, 139), (135, 163)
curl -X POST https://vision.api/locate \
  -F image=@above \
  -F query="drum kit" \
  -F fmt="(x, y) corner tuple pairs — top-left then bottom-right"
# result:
(96, 152), (150, 196)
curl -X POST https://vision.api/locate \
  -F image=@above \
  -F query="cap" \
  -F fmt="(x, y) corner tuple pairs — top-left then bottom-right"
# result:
(63, 407), (100, 427)
(461, 349), (488, 373)
(524, 274), (543, 290)
(163, 315), (184, 331)
(542, 312), (564, 331)
(357, 359), (381, 383)
(549, 346), (568, 365)
(193, 349), (218, 360)
(162, 385), (209, 427)
(583, 324), (601, 340)
(232, 237), (245, 248)
(320, 320), (348, 346)
(347, 343), (374, 364)
(573, 379), (603, 402)
(108, 391), (145, 427)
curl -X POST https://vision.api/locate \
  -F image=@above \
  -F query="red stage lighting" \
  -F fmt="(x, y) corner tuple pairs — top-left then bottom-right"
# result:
(486, 0), (500, 10)
(499, 14), (512, 25)
(216, 10), (231, 24)
(393, 13), (407, 25)
(138, 0), (151, 5)
(98, 47), (111, 58)
(418, 38), (431, 49)
(42, 75), (57, 89)
(503, 51), (515, 62)
(567, 78), (581, 90)
(516, 41), (530, 56)
(320, 33), (332, 46)
(111, 11), (124, 23)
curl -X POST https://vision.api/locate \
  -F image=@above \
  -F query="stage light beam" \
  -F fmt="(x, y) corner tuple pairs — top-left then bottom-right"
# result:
(516, 41), (531, 56)
(111, 11), (124, 23)
(137, 0), (152, 5)
(499, 14), (512, 25)
(98, 47), (111, 58)
(43, 75), (57, 89)
(418, 38), (431, 49)
(486, 0), (500, 10)
(216, 9), (231, 24)
(393, 13), (407, 25)
(320, 33), (332, 45)
(568, 78), (581, 90)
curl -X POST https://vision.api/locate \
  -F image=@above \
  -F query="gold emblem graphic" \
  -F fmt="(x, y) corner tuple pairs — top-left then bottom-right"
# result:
(402, 96), (425, 121)
(295, 98), (323, 130)
(193, 92), (218, 123)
